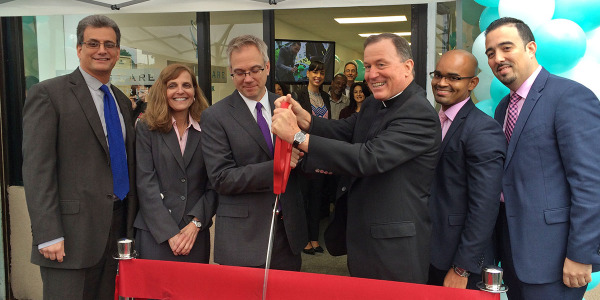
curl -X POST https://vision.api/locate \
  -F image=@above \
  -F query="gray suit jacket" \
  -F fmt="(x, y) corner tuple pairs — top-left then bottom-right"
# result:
(133, 120), (217, 250)
(22, 68), (138, 269)
(200, 90), (307, 267)
(306, 81), (440, 283)
(429, 99), (505, 274)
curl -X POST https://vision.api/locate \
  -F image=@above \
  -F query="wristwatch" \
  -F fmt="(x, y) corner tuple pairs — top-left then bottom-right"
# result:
(191, 219), (202, 229)
(292, 131), (306, 148)
(452, 265), (471, 277)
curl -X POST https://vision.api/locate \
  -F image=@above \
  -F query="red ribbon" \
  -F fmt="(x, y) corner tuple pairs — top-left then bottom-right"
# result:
(273, 101), (292, 194)
(116, 259), (500, 300)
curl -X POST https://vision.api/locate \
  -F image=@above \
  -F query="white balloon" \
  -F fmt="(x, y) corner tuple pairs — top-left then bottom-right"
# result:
(473, 72), (493, 101)
(558, 51), (600, 99)
(498, 0), (555, 31)
(585, 27), (600, 64)
(472, 32), (493, 75)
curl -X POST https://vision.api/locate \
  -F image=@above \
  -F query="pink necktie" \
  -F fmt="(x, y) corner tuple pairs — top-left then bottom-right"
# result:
(505, 93), (522, 142)
(439, 109), (449, 140)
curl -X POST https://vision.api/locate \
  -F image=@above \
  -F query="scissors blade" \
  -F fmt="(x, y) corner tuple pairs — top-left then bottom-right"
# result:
(262, 195), (280, 300)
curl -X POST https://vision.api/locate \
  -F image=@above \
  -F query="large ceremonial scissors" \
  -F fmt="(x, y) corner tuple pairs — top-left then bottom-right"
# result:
(262, 100), (293, 300)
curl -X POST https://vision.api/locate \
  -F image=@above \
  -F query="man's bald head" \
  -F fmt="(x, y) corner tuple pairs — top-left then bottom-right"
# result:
(431, 50), (480, 110)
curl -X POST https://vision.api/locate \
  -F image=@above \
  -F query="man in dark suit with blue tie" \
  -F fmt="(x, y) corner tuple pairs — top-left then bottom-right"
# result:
(22, 15), (137, 299)
(201, 35), (307, 271)
(427, 50), (505, 290)
(485, 17), (600, 299)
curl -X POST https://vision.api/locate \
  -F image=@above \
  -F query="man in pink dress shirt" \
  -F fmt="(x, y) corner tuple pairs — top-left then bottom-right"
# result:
(427, 50), (506, 290)
(486, 17), (600, 300)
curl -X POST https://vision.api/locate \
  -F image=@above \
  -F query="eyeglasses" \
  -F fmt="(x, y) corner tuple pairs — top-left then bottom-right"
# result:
(80, 41), (118, 49)
(231, 67), (265, 80)
(429, 71), (475, 82)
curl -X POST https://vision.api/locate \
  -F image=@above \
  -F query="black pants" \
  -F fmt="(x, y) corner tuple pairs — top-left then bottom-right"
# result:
(40, 202), (125, 300)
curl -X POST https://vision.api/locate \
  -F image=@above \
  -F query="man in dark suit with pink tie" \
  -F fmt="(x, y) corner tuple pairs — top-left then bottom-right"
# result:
(486, 17), (600, 299)
(427, 49), (505, 290)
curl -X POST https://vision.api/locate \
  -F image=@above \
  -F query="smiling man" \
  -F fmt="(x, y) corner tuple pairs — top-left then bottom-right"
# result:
(427, 50), (505, 290)
(486, 17), (600, 300)
(22, 15), (137, 299)
(271, 33), (440, 283)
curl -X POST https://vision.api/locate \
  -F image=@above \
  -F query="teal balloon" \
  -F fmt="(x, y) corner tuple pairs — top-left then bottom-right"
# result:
(463, 0), (485, 26)
(535, 19), (587, 74)
(479, 7), (500, 32)
(554, 0), (600, 32)
(475, 0), (499, 7)
(490, 77), (510, 102)
(475, 0), (500, 7)
(587, 272), (600, 291)
(353, 59), (365, 81)
(475, 98), (500, 117)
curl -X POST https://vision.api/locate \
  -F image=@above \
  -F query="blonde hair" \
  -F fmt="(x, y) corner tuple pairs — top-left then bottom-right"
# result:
(143, 64), (209, 133)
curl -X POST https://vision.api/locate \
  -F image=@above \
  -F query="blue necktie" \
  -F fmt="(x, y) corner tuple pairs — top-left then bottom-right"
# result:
(100, 84), (129, 200)
(256, 102), (274, 154)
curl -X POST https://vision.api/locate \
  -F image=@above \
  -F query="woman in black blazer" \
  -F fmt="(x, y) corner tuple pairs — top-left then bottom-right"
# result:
(296, 61), (331, 254)
(134, 64), (217, 262)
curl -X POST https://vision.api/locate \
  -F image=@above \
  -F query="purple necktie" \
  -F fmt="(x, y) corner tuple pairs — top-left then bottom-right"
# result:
(256, 102), (274, 154)
(505, 93), (522, 142)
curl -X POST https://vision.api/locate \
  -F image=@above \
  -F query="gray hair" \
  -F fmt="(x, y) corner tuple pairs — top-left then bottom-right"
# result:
(227, 35), (269, 66)
(364, 33), (413, 62)
(76, 15), (121, 46)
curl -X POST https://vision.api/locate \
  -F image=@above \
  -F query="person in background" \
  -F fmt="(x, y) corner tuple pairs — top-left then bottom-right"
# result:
(274, 82), (291, 97)
(328, 73), (349, 120)
(343, 61), (358, 97)
(486, 17), (600, 300)
(339, 82), (370, 119)
(22, 14), (137, 298)
(134, 64), (217, 263)
(132, 84), (151, 121)
(427, 49), (505, 290)
(296, 60), (330, 255)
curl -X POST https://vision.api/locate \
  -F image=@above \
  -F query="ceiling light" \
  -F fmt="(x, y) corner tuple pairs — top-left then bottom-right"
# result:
(335, 16), (407, 24)
(358, 32), (411, 38)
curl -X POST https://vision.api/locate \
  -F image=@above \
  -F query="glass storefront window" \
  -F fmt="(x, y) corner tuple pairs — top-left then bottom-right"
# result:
(22, 12), (198, 107)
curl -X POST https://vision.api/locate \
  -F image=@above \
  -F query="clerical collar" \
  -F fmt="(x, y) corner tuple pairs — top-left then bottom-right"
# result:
(381, 91), (403, 108)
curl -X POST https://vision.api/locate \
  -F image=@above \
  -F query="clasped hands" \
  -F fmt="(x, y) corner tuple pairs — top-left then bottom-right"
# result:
(168, 219), (201, 256)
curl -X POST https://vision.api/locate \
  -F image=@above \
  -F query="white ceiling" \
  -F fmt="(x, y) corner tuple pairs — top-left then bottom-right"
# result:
(0, 0), (429, 16)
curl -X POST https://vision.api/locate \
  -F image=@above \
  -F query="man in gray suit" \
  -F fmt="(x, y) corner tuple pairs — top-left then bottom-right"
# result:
(272, 33), (440, 283)
(201, 35), (307, 271)
(22, 15), (137, 299)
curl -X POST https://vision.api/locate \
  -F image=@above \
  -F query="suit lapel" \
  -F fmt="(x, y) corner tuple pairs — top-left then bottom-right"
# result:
(183, 128), (200, 168)
(504, 68), (548, 168)
(228, 91), (273, 157)
(70, 70), (110, 160)
(440, 99), (474, 154)
(162, 129), (186, 172)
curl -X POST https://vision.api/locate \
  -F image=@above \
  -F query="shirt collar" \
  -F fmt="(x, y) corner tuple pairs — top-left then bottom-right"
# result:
(441, 97), (470, 122)
(79, 67), (106, 91)
(171, 114), (200, 131)
(239, 89), (271, 115)
(514, 65), (542, 99)
(381, 91), (403, 108)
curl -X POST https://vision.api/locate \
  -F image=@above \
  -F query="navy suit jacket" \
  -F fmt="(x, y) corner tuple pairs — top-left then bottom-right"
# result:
(429, 99), (505, 274)
(494, 67), (600, 284)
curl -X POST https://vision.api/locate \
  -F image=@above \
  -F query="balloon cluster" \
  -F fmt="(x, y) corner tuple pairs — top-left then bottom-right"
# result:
(465, 0), (600, 116)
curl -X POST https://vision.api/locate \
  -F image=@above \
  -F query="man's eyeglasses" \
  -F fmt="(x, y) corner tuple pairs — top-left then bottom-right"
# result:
(231, 67), (265, 80)
(80, 41), (118, 49)
(429, 71), (475, 82)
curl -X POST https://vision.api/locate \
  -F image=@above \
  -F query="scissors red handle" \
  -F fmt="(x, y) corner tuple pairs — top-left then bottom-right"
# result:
(273, 101), (292, 194)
